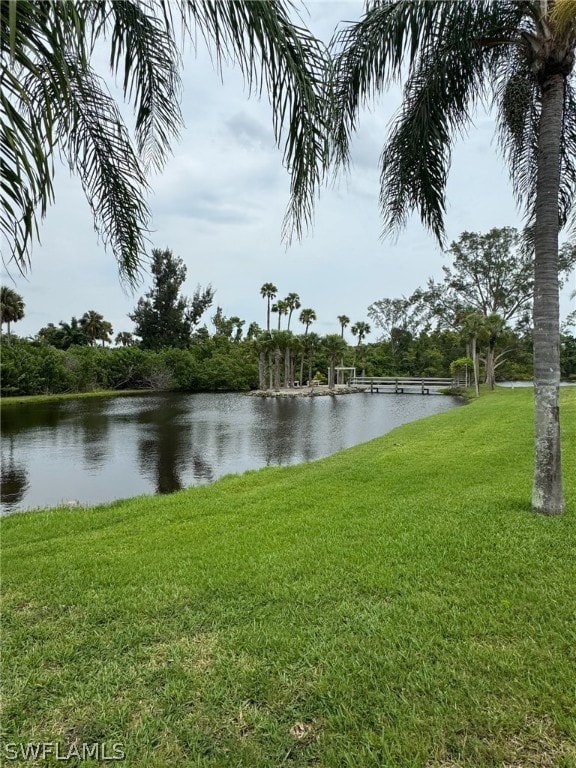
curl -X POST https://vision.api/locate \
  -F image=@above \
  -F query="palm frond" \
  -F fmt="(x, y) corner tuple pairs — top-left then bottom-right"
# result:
(84, 0), (183, 173)
(177, 0), (329, 242)
(328, 1), (524, 244)
(494, 52), (540, 228)
(550, 0), (576, 34)
(0, 0), (86, 271)
(55, 59), (151, 286)
(559, 79), (576, 233)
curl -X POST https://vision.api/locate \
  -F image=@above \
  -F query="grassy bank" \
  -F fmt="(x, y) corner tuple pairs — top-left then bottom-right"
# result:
(1, 388), (575, 767)
(0, 389), (156, 407)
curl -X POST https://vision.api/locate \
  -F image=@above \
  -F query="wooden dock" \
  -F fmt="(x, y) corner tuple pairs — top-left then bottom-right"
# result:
(350, 376), (454, 394)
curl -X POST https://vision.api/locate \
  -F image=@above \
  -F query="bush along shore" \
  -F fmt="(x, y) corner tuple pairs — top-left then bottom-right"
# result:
(1, 387), (575, 767)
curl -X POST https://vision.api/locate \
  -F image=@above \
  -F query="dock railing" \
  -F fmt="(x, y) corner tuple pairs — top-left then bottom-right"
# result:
(350, 376), (455, 394)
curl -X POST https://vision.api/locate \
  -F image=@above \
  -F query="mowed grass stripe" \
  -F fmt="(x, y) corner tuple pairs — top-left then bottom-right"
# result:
(1, 387), (575, 767)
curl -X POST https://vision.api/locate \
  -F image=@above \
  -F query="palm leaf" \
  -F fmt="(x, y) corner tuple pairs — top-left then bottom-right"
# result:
(85, 0), (183, 173)
(328, 1), (524, 244)
(176, 0), (329, 242)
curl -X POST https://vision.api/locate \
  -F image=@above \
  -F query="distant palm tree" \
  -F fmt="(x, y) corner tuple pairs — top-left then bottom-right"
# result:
(99, 320), (114, 347)
(298, 308), (317, 382)
(299, 308), (317, 335)
(284, 292), (301, 330)
(271, 299), (289, 331)
(260, 283), (278, 332)
(461, 311), (485, 396)
(322, 333), (348, 389)
(80, 310), (106, 346)
(0, 286), (25, 340)
(58, 317), (89, 349)
(351, 321), (371, 346)
(337, 314), (350, 338)
(482, 313), (507, 390)
(115, 331), (135, 347)
(305, 331), (321, 385)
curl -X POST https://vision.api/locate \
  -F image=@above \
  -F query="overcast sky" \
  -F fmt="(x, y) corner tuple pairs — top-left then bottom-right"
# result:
(3, 0), (574, 343)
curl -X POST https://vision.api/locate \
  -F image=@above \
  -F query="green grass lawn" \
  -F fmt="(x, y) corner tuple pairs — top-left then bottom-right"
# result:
(1, 387), (575, 767)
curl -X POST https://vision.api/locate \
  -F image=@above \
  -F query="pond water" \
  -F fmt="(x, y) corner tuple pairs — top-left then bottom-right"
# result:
(1, 391), (460, 514)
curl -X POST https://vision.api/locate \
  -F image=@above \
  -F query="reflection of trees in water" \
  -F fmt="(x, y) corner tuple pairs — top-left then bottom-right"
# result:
(1, 436), (29, 509)
(251, 399), (306, 467)
(79, 401), (111, 470)
(1, 463), (29, 507)
(137, 396), (214, 494)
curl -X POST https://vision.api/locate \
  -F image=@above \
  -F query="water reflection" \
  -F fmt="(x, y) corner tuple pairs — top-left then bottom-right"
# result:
(1, 391), (460, 514)
(1, 436), (29, 505)
(137, 395), (215, 493)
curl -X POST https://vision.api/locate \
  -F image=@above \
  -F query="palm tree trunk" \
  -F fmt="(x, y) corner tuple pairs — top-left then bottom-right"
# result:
(284, 347), (291, 387)
(485, 344), (495, 390)
(258, 351), (266, 390)
(274, 347), (281, 392)
(532, 72), (564, 515)
(472, 336), (479, 397)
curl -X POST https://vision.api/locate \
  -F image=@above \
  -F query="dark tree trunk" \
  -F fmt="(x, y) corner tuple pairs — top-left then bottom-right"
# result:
(532, 72), (564, 514)
(258, 351), (266, 390)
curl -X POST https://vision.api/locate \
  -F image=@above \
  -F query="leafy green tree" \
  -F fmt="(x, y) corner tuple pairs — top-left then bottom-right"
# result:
(368, 297), (428, 342)
(0, 286), (25, 340)
(187, 284), (216, 328)
(36, 323), (63, 348)
(130, 248), (202, 350)
(3, 2), (326, 281)
(56, 317), (90, 349)
(322, 2), (576, 514)
(246, 321), (263, 340)
(212, 307), (245, 342)
(414, 229), (575, 332)
(260, 283), (278, 332)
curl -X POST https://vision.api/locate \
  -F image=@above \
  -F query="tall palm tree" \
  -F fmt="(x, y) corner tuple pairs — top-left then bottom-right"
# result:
(299, 307), (317, 335)
(271, 299), (289, 330)
(0, 286), (25, 340)
(337, 314), (350, 338)
(305, 331), (321, 385)
(99, 320), (114, 347)
(322, 333), (348, 388)
(260, 283), (278, 332)
(322, 0), (576, 515)
(298, 308), (317, 382)
(3, 2), (326, 282)
(461, 311), (486, 397)
(350, 321), (371, 346)
(284, 292), (301, 330)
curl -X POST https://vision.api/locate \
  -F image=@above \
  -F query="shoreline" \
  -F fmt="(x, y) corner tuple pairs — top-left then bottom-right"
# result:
(249, 384), (365, 398)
